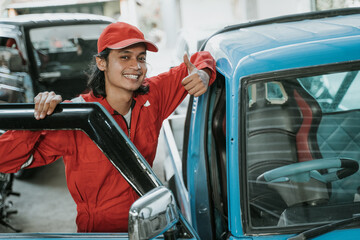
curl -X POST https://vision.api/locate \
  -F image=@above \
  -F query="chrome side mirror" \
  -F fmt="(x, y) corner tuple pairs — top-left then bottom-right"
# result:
(129, 186), (179, 240)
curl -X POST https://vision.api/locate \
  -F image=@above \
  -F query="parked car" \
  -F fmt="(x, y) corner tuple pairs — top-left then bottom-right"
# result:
(0, 13), (114, 102)
(0, 7), (360, 240)
(0, 13), (114, 178)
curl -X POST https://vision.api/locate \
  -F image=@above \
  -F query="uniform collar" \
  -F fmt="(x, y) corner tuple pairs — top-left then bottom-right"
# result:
(83, 91), (146, 115)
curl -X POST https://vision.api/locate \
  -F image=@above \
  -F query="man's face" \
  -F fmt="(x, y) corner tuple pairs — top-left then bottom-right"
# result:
(97, 43), (148, 94)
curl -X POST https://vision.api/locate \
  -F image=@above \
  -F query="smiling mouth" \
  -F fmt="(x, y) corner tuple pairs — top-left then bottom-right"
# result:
(123, 74), (140, 80)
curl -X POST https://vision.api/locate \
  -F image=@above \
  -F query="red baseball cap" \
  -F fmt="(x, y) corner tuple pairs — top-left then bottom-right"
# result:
(97, 22), (158, 53)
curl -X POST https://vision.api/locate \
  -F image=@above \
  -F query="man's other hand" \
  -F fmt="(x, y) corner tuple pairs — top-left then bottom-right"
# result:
(181, 53), (211, 97)
(34, 91), (62, 120)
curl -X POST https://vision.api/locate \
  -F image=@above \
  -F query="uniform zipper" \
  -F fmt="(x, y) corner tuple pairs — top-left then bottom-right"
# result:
(121, 115), (131, 138)
(117, 99), (135, 139)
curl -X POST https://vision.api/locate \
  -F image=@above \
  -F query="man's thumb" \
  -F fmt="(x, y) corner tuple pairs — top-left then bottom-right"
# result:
(183, 53), (195, 73)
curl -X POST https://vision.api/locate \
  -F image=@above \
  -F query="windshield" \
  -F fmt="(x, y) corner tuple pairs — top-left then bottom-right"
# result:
(244, 67), (360, 232)
(29, 24), (107, 80)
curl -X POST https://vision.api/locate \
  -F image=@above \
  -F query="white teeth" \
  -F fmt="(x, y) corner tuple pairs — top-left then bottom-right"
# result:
(124, 74), (139, 79)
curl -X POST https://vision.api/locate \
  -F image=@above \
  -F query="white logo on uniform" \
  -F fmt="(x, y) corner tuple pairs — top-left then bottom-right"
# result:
(144, 100), (151, 107)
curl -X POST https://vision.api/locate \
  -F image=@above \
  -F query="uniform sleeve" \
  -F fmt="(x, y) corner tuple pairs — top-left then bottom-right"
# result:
(0, 130), (73, 173)
(148, 51), (216, 121)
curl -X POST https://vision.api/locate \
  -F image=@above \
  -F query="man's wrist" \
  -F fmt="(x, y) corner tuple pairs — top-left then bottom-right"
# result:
(202, 68), (212, 79)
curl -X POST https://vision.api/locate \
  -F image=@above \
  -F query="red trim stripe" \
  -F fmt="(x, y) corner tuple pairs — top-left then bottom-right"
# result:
(294, 90), (313, 162)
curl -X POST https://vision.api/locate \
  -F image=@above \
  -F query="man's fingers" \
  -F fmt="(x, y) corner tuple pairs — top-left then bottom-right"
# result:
(193, 88), (207, 97)
(182, 78), (198, 89)
(183, 53), (196, 73)
(34, 91), (61, 120)
(39, 92), (54, 119)
(187, 85), (207, 97)
(182, 68), (204, 85)
(47, 95), (62, 115)
(189, 85), (207, 96)
(182, 75), (208, 96)
(182, 74), (201, 89)
(34, 92), (48, 119)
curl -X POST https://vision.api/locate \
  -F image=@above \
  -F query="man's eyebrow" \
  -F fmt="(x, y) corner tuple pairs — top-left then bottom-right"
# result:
(118, 50), (132, 54)
(118, 50), (146, 55)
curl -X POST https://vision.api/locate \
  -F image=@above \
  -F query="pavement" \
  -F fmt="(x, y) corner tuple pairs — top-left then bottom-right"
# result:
(1, 161), (76, 233)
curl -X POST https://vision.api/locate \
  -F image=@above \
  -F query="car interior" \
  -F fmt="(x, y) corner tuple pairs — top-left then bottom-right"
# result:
(245, 68), (360, 229)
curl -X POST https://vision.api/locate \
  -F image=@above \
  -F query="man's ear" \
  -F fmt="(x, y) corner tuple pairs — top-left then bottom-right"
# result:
(96, 56), (106, 71)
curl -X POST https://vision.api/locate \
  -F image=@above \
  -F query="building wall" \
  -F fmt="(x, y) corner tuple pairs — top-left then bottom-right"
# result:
(179, 0), (312, 28)
(179, 0), (235, 29)
(1, 0), (119, 18)
(161, 0), (313, 48)
(255, 0), (312, 19)
(103, 1), (120, 20)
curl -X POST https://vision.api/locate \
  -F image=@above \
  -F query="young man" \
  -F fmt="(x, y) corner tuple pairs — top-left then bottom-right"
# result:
(0, 22), (216, 232)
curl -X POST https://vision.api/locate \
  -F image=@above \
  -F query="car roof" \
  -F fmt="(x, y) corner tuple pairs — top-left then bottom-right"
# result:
(0, 13), (114, 28)
(205, 8), (360, 79)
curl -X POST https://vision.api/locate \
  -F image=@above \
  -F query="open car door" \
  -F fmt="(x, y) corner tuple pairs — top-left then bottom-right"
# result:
(0, 103), (198, 240)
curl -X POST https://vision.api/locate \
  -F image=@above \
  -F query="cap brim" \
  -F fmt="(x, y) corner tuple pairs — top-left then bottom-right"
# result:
(107, 38), (158, 52)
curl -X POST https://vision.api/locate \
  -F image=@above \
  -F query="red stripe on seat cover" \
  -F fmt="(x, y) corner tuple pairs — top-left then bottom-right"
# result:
(294, 90), (313, 162)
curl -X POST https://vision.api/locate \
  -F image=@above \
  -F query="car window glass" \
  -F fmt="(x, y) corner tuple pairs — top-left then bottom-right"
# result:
(248, 84), (255, 107)
(0, 38), (23, 72)
(298, 71), (360, 113)
(29, 24), (107, 79)
(248, 82), (288, 107)
(244, 68), (360, 232)
(266, 81), (288, 104)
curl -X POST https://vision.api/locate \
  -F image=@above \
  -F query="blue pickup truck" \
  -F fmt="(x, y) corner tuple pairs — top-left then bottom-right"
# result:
(173, 6), (360, 240)
(0, 7), (360, 240)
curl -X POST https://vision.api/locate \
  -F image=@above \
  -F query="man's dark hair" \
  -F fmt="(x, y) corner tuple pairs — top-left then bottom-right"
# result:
(87, 48), (149, 98)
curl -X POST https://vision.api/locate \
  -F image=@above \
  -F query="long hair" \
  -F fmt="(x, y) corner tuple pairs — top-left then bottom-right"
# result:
(87, 48), (149, 98)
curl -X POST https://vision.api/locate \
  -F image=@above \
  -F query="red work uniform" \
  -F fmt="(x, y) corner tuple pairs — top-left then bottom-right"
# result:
(0, 52), (216, 232)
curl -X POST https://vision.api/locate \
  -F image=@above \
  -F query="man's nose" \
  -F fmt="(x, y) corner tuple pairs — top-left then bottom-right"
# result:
(129, 59), (141, 69)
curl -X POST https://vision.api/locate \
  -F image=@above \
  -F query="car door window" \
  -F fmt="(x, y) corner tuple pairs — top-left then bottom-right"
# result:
(244, 65), (360, 233)
(0, 38), (23, 72)
(30, 24), (107, 78)
(29, 24), (108, 99)
(299, 71), (360, 112)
